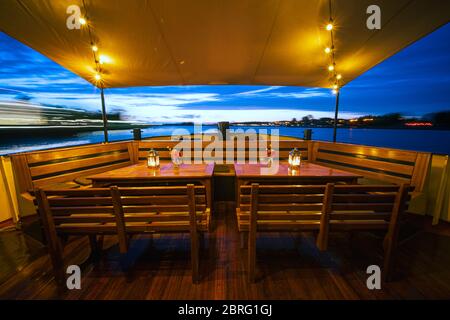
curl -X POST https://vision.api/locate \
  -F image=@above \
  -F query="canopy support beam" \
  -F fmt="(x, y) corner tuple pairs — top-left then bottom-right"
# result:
(332, 91), (340, 143)
(100, 87), (109, 143)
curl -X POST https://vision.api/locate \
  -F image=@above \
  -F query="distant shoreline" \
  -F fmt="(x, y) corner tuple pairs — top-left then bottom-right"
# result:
(231, 124), (450, 131)
(1, 123), (449, 140)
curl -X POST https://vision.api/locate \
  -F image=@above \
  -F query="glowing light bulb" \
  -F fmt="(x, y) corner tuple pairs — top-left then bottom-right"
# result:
(336, 74), (342, 80)
(333, 84), (339, 90)
(332, 88), (338, 94)
(94, 73), (101, 81)
(99, 54), (111, 64)
(79, 17), (87, 25)
(91, 45), (98, 52)
(324, 47), (331, 54)
(326, 23), (333, 31)
(328, 65), (334, 71)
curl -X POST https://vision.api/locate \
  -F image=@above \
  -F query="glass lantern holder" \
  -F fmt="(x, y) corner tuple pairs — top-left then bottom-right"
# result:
(288, 148), (302, 168)
(147, 149), (160, 168)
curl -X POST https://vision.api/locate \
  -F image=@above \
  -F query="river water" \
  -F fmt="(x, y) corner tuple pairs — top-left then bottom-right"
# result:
(1, 125), (450, 155)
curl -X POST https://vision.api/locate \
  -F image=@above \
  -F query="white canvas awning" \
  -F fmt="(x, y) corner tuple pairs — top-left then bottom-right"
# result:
(1, 0), (449, 88)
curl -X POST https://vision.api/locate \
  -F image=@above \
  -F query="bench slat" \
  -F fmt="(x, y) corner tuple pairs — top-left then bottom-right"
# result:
(316, 151), (414, 176)
(27, 143), (129, 164)
(240, 194), (324, 204)
(29, 152), (131, 177)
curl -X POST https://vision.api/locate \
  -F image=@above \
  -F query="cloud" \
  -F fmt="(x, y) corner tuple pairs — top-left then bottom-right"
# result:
(0, 76), (89, 89)
(234, 86), (282, 96)
(269, 89), (329, 99)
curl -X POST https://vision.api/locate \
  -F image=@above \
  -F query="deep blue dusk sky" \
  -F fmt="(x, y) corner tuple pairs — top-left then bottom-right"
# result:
(0, 22), (449, 123)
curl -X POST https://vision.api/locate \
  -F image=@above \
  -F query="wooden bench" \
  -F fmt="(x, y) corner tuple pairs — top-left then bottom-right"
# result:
(34, 184), (210, 284)
(11, 142), (136, 199)
(311, 141), (431, 194)
(239, 183), (411, 282)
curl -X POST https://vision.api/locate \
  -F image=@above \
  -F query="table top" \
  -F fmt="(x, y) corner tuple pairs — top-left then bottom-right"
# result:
(234, 162), (363, 179)
(87, 162), (214, 181)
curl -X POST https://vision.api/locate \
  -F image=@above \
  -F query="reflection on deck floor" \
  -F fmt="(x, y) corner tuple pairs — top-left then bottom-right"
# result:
(0, 229), (45, 286)
(0, 202), (450, 299)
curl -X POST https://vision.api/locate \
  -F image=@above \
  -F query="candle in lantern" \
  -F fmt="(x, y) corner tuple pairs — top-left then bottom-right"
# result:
(288, 148), (302, 168)
(147, 149), (160, 168)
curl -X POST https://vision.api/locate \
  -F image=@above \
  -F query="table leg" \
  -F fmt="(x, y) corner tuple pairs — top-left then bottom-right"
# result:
(202, 179), (212, 213)
(235, 178), (245, 206)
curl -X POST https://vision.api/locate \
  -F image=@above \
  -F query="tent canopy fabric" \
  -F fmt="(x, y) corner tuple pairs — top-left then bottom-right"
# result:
(1, 0), (449, 89)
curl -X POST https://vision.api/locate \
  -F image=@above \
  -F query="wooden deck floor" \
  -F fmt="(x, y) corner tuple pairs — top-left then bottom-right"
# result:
(1, 202), (450, 299)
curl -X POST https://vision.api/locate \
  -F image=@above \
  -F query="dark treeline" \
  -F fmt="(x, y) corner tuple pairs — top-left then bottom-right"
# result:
(232, 111), (450, 129)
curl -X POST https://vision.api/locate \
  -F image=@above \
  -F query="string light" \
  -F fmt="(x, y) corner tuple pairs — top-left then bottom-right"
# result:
(81, 1), (110, 87)
(323, 1), (342, 95)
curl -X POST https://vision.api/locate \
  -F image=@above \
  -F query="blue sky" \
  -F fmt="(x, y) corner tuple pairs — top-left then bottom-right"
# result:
(0, 22), (449, 124)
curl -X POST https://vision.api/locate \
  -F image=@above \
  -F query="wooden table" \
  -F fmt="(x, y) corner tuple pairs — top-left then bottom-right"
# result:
(87, 162), (215, 208)
(234, 162), (362, 204)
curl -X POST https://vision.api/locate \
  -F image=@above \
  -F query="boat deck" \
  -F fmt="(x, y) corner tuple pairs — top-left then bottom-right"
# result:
(1, 202), (450, 300)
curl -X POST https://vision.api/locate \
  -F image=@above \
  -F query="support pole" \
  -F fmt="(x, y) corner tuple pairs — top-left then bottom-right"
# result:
(332, 91), (340, 143)
(100, 87), (108, 143)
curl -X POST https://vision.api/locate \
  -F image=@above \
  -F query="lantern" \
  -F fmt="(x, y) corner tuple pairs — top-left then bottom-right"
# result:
(147, 149), (160, 168)
(288, 148), (302, 168)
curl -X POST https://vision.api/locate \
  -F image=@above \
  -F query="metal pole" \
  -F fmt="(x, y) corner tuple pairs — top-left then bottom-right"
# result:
(100, 87), (108, 143)
(332, 91), (340, 143)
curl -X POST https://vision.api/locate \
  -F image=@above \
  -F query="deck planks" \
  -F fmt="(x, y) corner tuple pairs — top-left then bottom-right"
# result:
(1, 202), (450, 299)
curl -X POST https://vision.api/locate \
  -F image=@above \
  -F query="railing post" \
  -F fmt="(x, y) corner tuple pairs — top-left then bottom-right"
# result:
(332, 91), (340, 143)
(100, 87), (109, 143)
(303, 129), (312, 140)
(133, 128), (142, 141)
(217, 121), (229, 140)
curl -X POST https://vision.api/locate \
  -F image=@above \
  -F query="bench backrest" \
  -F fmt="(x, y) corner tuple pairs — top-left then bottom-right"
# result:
(244, 183), (411, 249)
(312, 141), (430, 192)
(35, 184), (209, 254)
(316, 183), (412, 250)
(35, 187), (115, 232)
(34, 187), (120, 252)
(240, 184), (330, 232)
(11, 142), (135, 192)
(137, 139), (309, 163)
(329, 184), (411, 223)
(233, 139), (310, 162)
(137, 140), (214, 162)
(111, 184), (209, 231)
